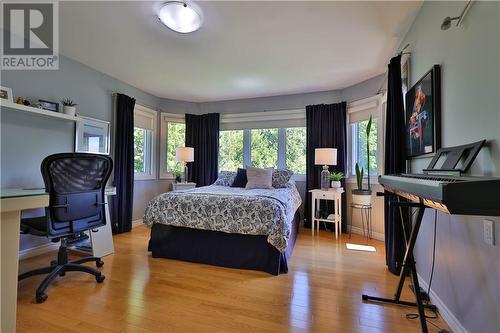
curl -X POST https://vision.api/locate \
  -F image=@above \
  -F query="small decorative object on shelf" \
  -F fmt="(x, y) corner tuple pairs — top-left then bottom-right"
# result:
(38, 99), (59, 112)
(0, 86), (13, 102)
(15, 97), (31, 106)
(352, 115), (373, 206)
(329, 171), (344, 188)
(61, 98), (77, 116)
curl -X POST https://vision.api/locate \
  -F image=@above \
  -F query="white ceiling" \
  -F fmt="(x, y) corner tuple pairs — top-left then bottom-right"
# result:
(59, 1), (422, 102)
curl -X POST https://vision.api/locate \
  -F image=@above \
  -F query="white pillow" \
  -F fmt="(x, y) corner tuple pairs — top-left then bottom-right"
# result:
(245, 166), (274, 189)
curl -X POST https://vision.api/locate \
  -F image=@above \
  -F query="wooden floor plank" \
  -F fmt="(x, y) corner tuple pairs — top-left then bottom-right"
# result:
(16, 225), (450, 333)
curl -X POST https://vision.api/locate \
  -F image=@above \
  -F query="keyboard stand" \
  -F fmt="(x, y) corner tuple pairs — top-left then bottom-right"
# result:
(361, 201), (437, 333)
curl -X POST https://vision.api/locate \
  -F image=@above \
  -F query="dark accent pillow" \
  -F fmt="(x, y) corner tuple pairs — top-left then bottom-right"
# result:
(231, 168), (248, 187)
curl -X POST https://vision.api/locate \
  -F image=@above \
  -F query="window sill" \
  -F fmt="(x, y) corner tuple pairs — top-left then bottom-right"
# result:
(134, 174), (157, 181)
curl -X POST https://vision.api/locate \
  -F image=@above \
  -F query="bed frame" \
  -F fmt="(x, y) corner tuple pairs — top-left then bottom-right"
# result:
(148, 211), (301, 275)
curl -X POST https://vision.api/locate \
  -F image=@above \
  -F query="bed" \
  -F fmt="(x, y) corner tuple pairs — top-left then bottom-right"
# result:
(144, 180), (302, 275)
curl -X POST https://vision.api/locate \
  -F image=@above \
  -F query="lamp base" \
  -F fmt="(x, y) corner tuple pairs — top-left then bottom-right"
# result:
(321, 166), (330, 190)
(184, 164), (189, 183)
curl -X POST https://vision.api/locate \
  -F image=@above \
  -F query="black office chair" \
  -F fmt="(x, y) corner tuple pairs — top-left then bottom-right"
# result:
(19, 153), (113, 303)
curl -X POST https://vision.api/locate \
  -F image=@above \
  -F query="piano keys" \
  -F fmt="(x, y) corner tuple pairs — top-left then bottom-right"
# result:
(379, 173), (500, 216)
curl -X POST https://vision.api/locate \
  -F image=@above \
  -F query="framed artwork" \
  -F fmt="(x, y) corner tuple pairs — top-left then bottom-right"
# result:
(405, 65), (441, 158)
(0, 86), (13, 102)
(75, 116), (110, 155)
(38, 99), (59, 112)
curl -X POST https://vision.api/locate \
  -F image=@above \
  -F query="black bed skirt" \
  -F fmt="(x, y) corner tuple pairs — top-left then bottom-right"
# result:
(148, 211), (301, 275)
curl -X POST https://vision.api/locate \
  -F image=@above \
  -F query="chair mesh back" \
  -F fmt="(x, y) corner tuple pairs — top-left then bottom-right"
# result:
(48, 157), (109, 193)
(41, 153), (113, 237)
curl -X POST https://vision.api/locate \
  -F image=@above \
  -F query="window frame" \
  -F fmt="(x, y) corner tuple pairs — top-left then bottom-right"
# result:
(159, 112), (185, 179)
(218, 125), (307, 181)
(346, 94), (386, 185)
(133, 105), (157, 181)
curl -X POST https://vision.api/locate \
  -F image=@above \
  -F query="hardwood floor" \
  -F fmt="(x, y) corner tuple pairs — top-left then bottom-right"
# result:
(16, 226), (450, 333)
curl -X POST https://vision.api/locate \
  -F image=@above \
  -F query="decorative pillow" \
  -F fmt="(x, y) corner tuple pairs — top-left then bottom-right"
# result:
(272, 169), (294, 188)
(245, 166), (274, 189)
(231, 168), (248, 188)
(213, 171), (237, 186)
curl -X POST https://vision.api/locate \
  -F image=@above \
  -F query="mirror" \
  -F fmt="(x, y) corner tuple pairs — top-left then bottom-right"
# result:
(75, 116), (110, 155)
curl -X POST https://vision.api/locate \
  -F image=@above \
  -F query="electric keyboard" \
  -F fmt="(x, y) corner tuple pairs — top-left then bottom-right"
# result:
(379, 173), (500, 216)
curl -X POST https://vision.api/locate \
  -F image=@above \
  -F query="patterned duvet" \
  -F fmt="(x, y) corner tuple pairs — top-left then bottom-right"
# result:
(143, 183), (302, 252)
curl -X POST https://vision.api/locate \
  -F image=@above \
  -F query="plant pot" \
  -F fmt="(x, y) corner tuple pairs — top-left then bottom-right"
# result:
(330, 180), (341, 188)
(352, 189), (372, 206)
(175, 175), (182, 183)
(63, 105), (76, 116)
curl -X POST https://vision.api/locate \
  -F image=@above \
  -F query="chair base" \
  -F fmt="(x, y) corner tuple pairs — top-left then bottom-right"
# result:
(18, 241), (104, 303)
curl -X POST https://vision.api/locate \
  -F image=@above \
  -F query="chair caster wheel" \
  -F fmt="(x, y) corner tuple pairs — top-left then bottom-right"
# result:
(36, 293), (48, 303)
(96, 260), (104, 268)
(59, 271), (66, 277)
(96, 274), (105, 283)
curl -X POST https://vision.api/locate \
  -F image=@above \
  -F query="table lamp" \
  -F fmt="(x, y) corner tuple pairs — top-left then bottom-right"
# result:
(315, 148), (337, 190)
(176, 147), (194, 183)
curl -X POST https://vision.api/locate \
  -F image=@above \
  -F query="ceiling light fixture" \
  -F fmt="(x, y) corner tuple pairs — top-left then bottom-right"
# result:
(158, 1), (203, 34)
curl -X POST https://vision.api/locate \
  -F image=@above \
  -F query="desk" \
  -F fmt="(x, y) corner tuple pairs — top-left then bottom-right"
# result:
(309, 189), (344, 240)
(1, 189), (49, 333)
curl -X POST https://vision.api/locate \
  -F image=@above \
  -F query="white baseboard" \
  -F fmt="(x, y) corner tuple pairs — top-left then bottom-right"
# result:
(417, 273), (468, 333)
(19, 242), (59, 260)
(132, 219), (143, 228)
(349, 225), (385, 241)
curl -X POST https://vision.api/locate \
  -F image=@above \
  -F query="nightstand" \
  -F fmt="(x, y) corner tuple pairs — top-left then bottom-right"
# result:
(172, 182), (196, 191)
(309, 188), (344, 240)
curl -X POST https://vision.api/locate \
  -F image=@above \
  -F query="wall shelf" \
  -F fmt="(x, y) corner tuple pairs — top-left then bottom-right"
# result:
(0, 100), (82, 122)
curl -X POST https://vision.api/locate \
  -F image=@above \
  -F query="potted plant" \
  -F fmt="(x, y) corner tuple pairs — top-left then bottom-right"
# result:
(329, 171), (344, 188)
(61, 98), (77, 116)
(174, 170), (182, 183)
(352, 115), (373, 206)
(173, 163), (183, 183)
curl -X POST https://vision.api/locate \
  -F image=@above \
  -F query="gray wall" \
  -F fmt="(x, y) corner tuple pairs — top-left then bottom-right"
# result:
(1, 55), (197, 250)
(200, 89), (343, 114)
(400, 2), (500, 332)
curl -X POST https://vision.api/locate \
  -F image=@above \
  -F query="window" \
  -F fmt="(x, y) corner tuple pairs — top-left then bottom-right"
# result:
(160, 113), (186, 178)
(134, 105), (157, 180)
(166, 122), (186, 173)
(285, 127), (306, 174)
(348, 95), (385, 179)
(218, 127), (307, 176)
(350, 118), (378, 176)
(250, 128), (279, 168)
(219, 130), (244, 171)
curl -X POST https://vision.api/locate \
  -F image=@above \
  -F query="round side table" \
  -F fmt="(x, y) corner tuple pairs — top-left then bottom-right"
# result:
(349, 203), (373, 240)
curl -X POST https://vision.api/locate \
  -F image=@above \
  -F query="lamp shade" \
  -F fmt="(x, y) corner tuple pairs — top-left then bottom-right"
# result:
(315, 148), (337, 166)
(176, 147), (194, 162)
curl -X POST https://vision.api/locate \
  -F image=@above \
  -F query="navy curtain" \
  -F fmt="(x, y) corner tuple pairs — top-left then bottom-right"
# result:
(112, 93), (135, 234)
(185, 113), (220, 187)
(384, 55), (409, 275)
(305, 102), (347, 232)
